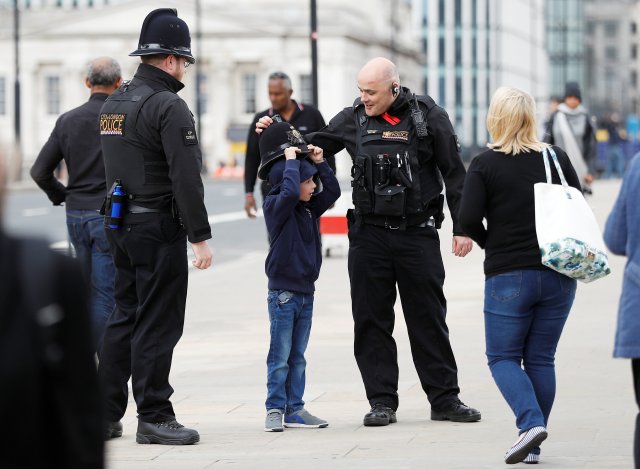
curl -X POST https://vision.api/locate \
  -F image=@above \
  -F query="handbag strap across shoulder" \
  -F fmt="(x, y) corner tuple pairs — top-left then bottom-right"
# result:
(542, 146), (569, 188)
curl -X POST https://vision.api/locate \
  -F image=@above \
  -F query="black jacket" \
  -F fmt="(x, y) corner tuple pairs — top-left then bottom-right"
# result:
(306, 87), (468, 234)
(101, 64), (211, 243)
(263, 160), (341, 294)
(31, 93), (109, 210)
(244, 101), (333, 194)
(0, 233), (103, 468)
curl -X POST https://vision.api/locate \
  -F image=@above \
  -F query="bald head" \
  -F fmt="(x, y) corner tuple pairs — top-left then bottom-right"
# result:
(357, 57), (399, 85)
(86, 57), (122, 94)
(357, 57), (400, 116)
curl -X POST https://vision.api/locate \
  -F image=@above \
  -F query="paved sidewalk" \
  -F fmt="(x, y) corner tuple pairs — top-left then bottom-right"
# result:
(106, 179), (635, 468)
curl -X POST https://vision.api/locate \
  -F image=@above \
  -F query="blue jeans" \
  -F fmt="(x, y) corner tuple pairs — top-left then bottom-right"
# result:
(265, 290), (313, 413)
(66, 209), (115, 351)
(484, 270), (576, 444)
(604, 144), (625, 179)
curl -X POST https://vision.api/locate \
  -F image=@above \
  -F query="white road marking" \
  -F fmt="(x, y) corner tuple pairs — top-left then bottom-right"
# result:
(23, 207), (50, 217)
(50, 210), (264, 267)
(208, 210), (262, 224)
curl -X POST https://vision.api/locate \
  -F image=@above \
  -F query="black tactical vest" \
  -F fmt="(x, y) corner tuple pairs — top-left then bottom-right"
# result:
(100, 82), (172, 202)
(351, 95), (435, 220)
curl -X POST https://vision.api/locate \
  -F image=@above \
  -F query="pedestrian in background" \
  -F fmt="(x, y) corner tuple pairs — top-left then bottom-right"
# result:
(603, 112), (626, 179)
(258, 57), (480, 428)
(99, 8), (213, 445)
(1, 149), (104, 468)
(544, 82), (596, 193)
(31, 57), (122, 351)
(258, 122), (340, 432)
(603, 152), (640, 469)
(244, 71), (334, 219)
(459, 87), (581, 464)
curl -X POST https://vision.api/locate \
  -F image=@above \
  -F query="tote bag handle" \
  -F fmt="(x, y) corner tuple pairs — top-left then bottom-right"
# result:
(542, 147), (570, 191)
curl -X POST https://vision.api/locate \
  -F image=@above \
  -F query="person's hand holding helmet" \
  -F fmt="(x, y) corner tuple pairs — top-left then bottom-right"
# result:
(307, 144), (325, 164)
(284, 147), (300, 160)
(256, 116), (273, 134)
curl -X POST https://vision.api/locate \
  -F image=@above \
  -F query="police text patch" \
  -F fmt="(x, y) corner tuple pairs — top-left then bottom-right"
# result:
(182, 127), (198, 145)
(100, 113), (126, 136)
(382, 130), (409, 142)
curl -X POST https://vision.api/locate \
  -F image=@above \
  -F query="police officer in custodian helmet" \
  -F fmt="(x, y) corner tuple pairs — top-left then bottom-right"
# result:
(258, 57), (480, 427)
(99, 8), (213, 445)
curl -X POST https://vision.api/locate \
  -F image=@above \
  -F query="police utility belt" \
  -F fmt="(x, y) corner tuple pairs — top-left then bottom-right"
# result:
(350, 152), (444, 230)
(101, 180), (177, 230)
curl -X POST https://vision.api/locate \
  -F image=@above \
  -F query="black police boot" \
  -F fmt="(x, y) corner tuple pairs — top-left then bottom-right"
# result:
(431, 400), (481, 423)
(136, 419), (200, 445)
(104, 421), (123, 440)
(363, 403), (397, 426)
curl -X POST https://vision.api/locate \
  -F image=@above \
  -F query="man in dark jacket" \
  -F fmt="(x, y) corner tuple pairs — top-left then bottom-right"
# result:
(258, 57), (480, 427)
(98, 8), (212, 445)
(243, 71), (334, 218)
(31, 57), (122, 351)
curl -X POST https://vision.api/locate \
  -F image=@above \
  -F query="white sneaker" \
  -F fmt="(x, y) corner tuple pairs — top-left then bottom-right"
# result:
(523, 452), (540, 464)
(504, 426), (547, 464)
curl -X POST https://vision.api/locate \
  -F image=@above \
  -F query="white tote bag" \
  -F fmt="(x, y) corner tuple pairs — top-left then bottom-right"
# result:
(534, 147), (611, 283)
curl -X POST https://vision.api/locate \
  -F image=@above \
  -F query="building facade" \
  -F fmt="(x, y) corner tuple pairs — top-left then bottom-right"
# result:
(415, 0), (548, 158)
(0, 0), (420, 180)
(585, 0), (640, 118)
(545, 0), (588, 100)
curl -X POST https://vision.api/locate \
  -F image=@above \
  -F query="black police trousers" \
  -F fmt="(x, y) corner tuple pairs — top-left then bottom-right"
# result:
(347, 221), (461, 411)
(99, 212), (188, 423)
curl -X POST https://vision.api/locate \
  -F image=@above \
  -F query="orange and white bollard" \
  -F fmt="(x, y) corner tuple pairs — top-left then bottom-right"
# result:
(320, 193), (352, 257)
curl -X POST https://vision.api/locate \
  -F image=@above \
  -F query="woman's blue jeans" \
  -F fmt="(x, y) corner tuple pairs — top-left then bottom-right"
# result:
(265, 290), (313, 413)
(484, 269), (576, 444)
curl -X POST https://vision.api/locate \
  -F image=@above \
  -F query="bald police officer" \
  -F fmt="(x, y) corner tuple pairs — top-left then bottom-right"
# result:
(259, 57), (480, 427)
(99, 8), (213, 445)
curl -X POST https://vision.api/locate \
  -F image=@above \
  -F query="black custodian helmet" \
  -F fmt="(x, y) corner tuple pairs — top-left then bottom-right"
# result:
(129, 8), (195, 64)
(258, 121), (310, 180)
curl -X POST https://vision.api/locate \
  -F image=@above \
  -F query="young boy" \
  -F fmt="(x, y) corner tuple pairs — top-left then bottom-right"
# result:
(260, 125), (341, 432)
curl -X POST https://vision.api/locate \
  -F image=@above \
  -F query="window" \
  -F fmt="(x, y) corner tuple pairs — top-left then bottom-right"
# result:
(0, 77), (5, 115)
(242, 73), (256, 114)
(605, 46), (618, 60)
(632, 22), (637, 35)
(604, 21), (618, 37)
(439, 76), (446, 105)
(631, 70), (638, 87)
(299, 74), (312, 104)
(46, 75), (60, 115)
(197, 73), (208, 115)
(633, 44), (638, 60)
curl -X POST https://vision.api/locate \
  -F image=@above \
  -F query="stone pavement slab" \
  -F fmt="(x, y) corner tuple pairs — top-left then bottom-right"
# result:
(106, 179), (635, 468)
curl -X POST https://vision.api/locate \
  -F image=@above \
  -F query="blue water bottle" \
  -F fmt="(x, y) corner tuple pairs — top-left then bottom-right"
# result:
(107, 180), (125, 229)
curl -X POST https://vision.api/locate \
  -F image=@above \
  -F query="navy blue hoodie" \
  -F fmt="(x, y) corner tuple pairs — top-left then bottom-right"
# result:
(263, 158), (341, 293)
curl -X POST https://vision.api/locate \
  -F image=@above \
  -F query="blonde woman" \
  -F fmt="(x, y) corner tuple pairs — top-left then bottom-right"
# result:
(459, 87), (582, 464)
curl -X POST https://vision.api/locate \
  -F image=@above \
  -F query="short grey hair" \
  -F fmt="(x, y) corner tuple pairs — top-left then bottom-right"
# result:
(87, 57), (121, 87)
(268, 71), (292, 90)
